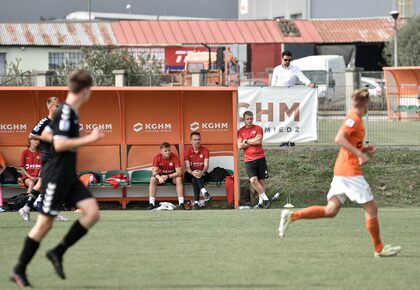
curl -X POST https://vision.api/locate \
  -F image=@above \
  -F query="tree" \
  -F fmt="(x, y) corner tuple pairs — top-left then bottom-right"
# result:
(384, 15), (420, 66)
(0, 58), (33, 86)
(52, 46), (162, 86)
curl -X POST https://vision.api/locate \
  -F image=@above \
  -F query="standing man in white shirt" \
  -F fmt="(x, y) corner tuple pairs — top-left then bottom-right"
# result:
(271, 50), (316, 146)
(271, 50), (316, 88)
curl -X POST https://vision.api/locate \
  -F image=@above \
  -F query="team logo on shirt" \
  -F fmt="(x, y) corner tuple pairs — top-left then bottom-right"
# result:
(252, 131), (256, 134)
(133, 122), (172, 133)
(169, 162), (174, 166)
(200, 154), (203, 158)
(190, 121), (229, 132)
(0, 123), (27, 133)
(345, 119), (355, 128)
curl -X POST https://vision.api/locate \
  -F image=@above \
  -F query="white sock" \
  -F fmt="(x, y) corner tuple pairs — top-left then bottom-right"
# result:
(23, 205), (30, 211)
(258, 196), (263, 205)
(194, 201), (199, 204)
(149, 197), (155, 205)
(200, 188), (208, 195)
(261, 193), (269, 201)
(178, 197), (184, 205)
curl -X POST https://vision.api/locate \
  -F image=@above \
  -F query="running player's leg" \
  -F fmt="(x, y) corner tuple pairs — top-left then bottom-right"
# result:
(173, 176), (185, 207)
(279, 196), (342, 238)
(360, 200), (401, 257)
(11, 214), (54, 287)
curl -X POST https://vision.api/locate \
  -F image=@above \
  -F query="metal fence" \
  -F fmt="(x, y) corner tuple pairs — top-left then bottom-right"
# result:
(1, 71), (419, 146)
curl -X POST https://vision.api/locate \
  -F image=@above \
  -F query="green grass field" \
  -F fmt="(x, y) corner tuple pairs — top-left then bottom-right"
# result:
(1, 209), (419, 290)
(318, 119), (420, 145)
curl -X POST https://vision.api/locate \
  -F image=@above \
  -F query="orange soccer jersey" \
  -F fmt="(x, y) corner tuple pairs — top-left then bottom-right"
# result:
(333, 111), (365, 176)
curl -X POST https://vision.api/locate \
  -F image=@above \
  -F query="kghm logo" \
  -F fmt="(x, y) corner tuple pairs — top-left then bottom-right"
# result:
(190, 122), (229, 132)
(0, 123), (27, 133)
(80, 123), (113, 133)
(133, 122), (172, 133)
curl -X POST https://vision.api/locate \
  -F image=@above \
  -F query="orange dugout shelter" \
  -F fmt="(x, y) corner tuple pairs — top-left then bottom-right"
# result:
(383, 66), (420, 120)
(0, 87), (240, 208)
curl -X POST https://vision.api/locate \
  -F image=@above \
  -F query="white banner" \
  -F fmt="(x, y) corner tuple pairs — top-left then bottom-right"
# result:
(238, 87), (318, 143)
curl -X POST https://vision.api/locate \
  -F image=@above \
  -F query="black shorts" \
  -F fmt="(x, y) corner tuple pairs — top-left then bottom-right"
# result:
(245, 157), (268, 180)
(40, 175), (93, 217)
(158, 178), (174, 185)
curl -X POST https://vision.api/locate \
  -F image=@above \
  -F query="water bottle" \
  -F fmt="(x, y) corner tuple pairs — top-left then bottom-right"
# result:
(272, 192), (281, 200)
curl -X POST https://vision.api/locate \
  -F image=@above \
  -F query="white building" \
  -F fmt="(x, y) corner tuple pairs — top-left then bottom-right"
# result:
(238, 0), (417, 19)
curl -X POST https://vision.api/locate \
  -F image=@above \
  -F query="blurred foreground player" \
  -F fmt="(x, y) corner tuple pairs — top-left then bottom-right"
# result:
(10, 70), (104, 288)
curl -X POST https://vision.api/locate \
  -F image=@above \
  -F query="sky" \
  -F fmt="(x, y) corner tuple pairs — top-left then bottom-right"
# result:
(0, 0), (238, 22)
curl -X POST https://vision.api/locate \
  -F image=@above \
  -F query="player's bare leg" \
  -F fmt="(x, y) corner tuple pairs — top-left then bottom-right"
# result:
(174, 177), (185, 209)
(148, 177), (158, 210)
(361, 200), (401, 257)
(279, 196), (341, 238)
(249, 177), (270, 209)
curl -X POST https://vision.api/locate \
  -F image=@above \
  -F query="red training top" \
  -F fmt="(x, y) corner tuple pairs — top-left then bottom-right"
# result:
(237, 125), (265, 162)
(184, 146), (210, 171)
(20, 149), (42, 179)
(152, 153), (181, 174)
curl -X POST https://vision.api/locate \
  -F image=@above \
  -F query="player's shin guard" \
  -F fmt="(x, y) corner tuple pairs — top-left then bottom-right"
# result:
(51, 220), (88, 257)
(14, 236), (40, 274)
(366, 217), (384, 253)
(291, 206), (326, 221)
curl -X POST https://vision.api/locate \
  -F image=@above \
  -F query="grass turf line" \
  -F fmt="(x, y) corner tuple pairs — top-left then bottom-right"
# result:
(1, 209), (419, 290)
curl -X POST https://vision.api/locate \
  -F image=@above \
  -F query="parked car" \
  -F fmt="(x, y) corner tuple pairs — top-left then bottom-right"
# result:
(292, 55), (346, 103)
(360, 77), (384, 97)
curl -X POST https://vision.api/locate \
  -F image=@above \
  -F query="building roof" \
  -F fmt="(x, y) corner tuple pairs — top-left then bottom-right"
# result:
(0, 22), (117, 46)
(112, 20), (288, 45)
(310, 17), (395, 43)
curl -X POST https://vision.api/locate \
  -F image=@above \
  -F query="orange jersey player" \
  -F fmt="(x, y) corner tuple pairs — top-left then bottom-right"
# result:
(279, 88), (401, 258)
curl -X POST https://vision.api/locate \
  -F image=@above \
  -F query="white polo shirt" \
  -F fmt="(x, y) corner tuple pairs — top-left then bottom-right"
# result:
(271, 64), (311, 87)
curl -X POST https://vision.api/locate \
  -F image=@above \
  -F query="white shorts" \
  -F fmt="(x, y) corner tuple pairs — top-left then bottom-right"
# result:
(327, 176), (374, 205)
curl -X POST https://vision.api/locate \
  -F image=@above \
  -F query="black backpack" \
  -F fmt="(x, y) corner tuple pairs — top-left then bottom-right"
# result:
(0, 166), (18, 184)
(7, 193), (29, 211)
(207, 167), (230, 182)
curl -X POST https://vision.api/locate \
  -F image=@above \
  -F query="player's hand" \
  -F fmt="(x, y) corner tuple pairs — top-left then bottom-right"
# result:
(158, 177), (165, 184)
(162, 175), (168, 181)
(309, 83), (317, 88)
(365, 145), (377, 156)
(358, 152), (369, 165)
(88, 128), (105, 142)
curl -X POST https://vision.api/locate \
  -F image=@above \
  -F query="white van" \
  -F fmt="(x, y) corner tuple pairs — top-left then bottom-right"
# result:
(292, 55), (346, 103)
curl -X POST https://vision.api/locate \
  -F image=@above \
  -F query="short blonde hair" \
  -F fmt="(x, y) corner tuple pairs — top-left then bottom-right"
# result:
(352, 88), (369, 108)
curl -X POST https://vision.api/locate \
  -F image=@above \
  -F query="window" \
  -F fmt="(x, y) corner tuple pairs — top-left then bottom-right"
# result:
(290, 13), (302, 19)
(48, 52), (81, 70)
(0, 53), (5, 76)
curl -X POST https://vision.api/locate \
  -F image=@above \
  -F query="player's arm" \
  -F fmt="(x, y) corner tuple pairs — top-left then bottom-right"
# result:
(39, 129), (53, 143)
(202, 158), (209, 173)
(19, 167), (34, 180)
(270, 68), (278, 86)
(247, 134), (262, 145)
(362, 146), (377, 157)
(295, 67), (315, 87)
(237, 138), (250, 149)
(54, 128), (104, 153)
(169, 167), (182, 179)
(152, 167), (165, 183)
(184, 160), (193, 175)
(335, 130), (369, 165)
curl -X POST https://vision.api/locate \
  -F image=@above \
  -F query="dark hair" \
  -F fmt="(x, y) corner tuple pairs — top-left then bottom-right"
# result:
(243, 111), (253, 118)
(68, 70), (93, 94)
(190, 132), (201, 139)
(282, 50), (292, 58)
(160, 142), (171, 149)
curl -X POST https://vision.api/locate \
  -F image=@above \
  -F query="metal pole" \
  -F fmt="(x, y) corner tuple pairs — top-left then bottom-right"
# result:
(394, 21), (398, 67)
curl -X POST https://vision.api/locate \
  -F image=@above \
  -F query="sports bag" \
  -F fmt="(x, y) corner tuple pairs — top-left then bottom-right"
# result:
(0, 166), (18, 184)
